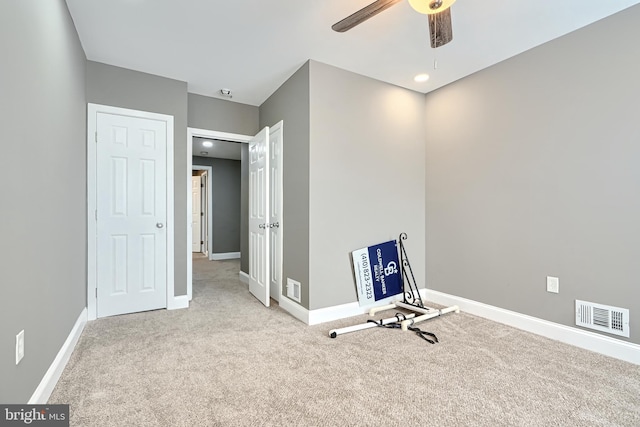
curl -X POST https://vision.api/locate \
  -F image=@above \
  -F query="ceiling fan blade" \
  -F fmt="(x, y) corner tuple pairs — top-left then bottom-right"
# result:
(332, 0), (404, 33)
(428, 7), (453, 48)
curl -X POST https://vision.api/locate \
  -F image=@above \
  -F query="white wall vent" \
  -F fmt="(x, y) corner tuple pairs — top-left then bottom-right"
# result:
(575, 300), (629, 338)
(287, 278), (301, 303)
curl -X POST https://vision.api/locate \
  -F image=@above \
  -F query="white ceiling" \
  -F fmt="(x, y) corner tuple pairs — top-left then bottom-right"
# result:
(193, 137), (242, 160)
(66, 0), (640, 107)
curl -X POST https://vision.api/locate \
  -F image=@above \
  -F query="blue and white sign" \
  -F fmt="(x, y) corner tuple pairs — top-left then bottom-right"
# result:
(352, 240), (402, 307)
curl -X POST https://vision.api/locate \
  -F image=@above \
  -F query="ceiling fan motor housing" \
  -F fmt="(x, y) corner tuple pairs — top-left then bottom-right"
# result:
(408, 0), (456, 14)
(428, 7), (453, 47)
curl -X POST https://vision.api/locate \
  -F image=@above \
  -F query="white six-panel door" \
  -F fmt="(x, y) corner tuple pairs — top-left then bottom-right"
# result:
(269, 122), (283, 302)
(96, 112), (168, 317)
(249, 127), (270, 306)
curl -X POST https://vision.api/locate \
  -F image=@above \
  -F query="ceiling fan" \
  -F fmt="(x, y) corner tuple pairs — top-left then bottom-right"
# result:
(332, 0), (456, 48)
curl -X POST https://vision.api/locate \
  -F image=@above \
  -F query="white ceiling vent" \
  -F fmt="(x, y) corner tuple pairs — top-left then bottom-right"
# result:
(575, 300), (629, 338)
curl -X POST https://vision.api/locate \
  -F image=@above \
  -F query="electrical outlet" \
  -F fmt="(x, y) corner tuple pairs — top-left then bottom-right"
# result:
(16, 330), (24, 365)
(546, 276), (559, 294)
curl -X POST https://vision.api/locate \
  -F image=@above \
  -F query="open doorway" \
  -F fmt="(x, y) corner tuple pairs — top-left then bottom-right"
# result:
(186, 128), (251, 301)
(192, 148), (241, 260)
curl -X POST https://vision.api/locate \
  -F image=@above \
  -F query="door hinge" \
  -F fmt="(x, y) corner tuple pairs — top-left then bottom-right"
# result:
(95, 288), (98, 298)
(95, 210), (98, 220)
(200, 212), (204, 216)
(95, 132), (98, 143)
(201, 184), (204, 188)
(201, 241), (204, 245)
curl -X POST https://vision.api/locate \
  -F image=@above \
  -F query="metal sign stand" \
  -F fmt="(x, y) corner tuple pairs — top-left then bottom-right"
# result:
(329, 233), (459, 338)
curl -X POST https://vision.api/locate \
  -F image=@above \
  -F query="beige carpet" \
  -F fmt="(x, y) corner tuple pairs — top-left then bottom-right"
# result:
(49, 256), (640, 426)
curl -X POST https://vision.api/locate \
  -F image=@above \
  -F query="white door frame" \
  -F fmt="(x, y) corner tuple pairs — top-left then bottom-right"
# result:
(200, 170), (209, 256)
(191, 175), (203, 252)
(187, 127), (250, 301)
(192, 165), (213, 259)
(87, 103), (176, 321)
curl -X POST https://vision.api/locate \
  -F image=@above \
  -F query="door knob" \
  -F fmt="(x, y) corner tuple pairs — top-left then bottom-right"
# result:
(269, 222), (279, 228)
(156, 223), (164, 229)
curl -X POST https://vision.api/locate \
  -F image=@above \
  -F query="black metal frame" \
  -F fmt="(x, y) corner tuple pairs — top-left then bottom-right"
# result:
(398, 233), (425, 308)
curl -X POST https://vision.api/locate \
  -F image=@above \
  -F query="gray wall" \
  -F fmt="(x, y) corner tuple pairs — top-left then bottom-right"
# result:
(308, 61), (426, 310)
(259, 62), (311, 308)
(86, 61), (189, 296)
(187, 94), (258, 273)
(258, 61), (426, 311)
(188, 93), (258, 135)
(0, 0), (87, 402)
(424, 4), (640, 343)
(192, 157), (242, 254)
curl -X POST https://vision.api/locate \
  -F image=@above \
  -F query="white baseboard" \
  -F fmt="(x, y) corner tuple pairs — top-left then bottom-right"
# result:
(168, 295), (189, 310)
(423, 289), (640, 365)
(29, 307), (87, 404)
(211, 252), (240, 261)
(305, 296), (437, 325)
(279, 295), (309, 324)
(239, 271), (249, 285)
(279, 297), (382, 326)
(309, 301), (374, 325)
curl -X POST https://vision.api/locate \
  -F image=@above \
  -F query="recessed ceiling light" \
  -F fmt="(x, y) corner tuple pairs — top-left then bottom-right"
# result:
(202, 140), (214, 148)
(414, 73), (430, 83)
